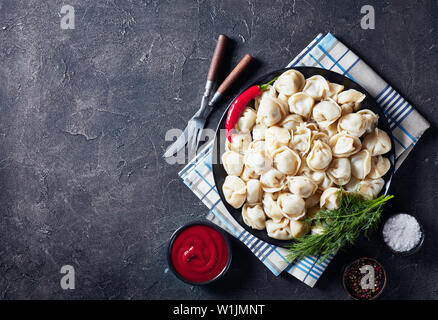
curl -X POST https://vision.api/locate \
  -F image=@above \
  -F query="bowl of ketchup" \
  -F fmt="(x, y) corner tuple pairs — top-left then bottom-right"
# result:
(167, 221), (232, 285)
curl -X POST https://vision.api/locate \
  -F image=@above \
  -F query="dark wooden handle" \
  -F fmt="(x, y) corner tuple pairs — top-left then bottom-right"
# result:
(206, 34), (228, 82)
(216, 54), (253, 94)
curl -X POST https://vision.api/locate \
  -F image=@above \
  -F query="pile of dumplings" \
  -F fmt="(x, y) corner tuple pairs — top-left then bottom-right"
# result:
(221, 69), (392, 240)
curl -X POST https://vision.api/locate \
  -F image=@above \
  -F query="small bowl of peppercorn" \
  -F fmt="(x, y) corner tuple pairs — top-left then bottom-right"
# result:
(342, 257), (387, 300)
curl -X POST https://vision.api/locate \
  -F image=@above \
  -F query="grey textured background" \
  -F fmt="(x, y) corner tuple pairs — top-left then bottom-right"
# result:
(0, 0), (437, 299)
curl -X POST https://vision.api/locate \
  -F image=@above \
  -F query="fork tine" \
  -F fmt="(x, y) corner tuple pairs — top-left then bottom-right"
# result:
(186, 123), (196, 154)
(189, 128), (199, 158)
(196, 127), (203, 150)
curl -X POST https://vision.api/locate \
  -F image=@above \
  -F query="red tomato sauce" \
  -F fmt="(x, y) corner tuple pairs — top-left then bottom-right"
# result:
(170, 225), (229, 283)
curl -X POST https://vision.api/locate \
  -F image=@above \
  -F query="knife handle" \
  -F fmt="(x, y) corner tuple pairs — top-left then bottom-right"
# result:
(208, 54), (253, 106)
(206, 34), (228, 82)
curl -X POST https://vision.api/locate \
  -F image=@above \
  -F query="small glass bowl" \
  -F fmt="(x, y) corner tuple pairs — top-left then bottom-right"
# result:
(167, 221), (232, 286)
(381, 213), (425, 256)
(342, 257), (387, 300)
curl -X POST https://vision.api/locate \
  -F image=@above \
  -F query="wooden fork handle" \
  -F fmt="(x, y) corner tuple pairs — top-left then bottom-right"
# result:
(208, 54), (254, 107)
(206, 34), (228, 82)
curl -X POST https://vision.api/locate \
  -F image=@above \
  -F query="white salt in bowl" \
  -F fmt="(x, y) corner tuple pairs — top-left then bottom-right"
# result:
(381, 213), (425, 256)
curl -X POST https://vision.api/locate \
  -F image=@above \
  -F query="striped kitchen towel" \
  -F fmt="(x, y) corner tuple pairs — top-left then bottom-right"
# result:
(178, 33), (430, 287)
(289, 33), (430, 167)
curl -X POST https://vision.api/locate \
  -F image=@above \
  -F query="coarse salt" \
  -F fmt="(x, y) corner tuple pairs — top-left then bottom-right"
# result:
(382, 214), (422, 252)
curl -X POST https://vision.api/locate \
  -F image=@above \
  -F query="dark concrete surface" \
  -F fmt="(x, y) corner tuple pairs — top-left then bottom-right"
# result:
(0, 0), (437, 299)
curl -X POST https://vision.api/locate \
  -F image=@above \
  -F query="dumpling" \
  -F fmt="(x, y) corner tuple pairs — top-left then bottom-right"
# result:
(326, 82), (344, 100)
(310, 131), (330, 146)
(277, 193), (306, 220)
(256, 97), (285, 127)
(298, 161), (332, 191)
(337, 113), (368, 137)
(277, 98), (290, 116)
(362, 128), (392, 156)
(357, 178), (385, 200)
(367, 155), (391, 179)
(288, 92), (314, 118)
(260, 168), (286, 192)
(265, 125), (291, 145)
(305, 190), (322, 208)
(228, 132), (252, 153)
(273, 69), (305, 96)
(350, 149), (372, 179)
(264, 126), (291, 155)
(297, 156), (312, 176)
(271, 146), (301, 175)
(302, 75), (330, 100)
(277, 93), (289, 103)
(236, 107), (257, 132)
(262, 192), (283, 221)
(306, 140), (332, 172)
(318, 172), (335, 191)
(254, 85), (277, 110)
(329, 131), (362, 158)
(266, 218), (293, 240)
(280, 114), (304, 131)
(222, 151), (244, 176)
(305, 169), (325, 185)
(340, 102), (354, 116)
(247, 140), (265, 152)
(303, 122), (319, 131)
(312, 99), (342, 126)
(242, 204), (266, 230)
(327, 158), (351, 186)
(252, 123), (267, 141)
(337, 112), (368, 137)
(319, 120), (339, 137)
(320, 187), (340, 210)
(244, 148), (272, 175)
(287, 176), (318, 198)
(240, 165), (260, 182)
(222, 176), (247, 208)
(289, 220), (310, 238)
(290, 125), (311, 154)
(337, 89), (366, 105)
(246, 179), (263, 204)
(357, 109), (378, 133)
(344, 176), (361, 192)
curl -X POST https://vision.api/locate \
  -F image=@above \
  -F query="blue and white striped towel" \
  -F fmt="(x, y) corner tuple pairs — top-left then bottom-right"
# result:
(178, 33), (430, 287)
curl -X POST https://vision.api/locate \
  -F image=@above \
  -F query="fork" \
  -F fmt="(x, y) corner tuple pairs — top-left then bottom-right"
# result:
(186, 54), (253, 158)
(163, 35), (228, 159)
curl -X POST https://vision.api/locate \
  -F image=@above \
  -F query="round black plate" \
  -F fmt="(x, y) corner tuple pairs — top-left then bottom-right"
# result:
(212, 67), (396, 248)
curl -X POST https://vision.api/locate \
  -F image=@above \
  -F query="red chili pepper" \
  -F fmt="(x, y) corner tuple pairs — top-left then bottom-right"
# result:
(225, 77), (278, 142)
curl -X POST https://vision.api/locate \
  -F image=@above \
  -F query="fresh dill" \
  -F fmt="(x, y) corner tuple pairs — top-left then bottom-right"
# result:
(286, 189), (394, 264)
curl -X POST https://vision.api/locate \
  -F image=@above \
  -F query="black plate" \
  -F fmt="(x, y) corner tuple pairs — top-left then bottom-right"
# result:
(212, 67), (396, 248)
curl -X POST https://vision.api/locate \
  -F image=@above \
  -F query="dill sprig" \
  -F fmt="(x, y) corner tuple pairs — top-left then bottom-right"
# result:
(286, 189), (394, 264)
